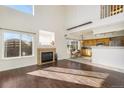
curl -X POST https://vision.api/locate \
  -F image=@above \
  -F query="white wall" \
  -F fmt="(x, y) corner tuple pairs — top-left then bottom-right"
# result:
(0, 5), (68, 71)
(65, 5), (100, 28)
(34, 6), (68, 60)
(65, 5), (124, 39)
(93, 13), (124, 34)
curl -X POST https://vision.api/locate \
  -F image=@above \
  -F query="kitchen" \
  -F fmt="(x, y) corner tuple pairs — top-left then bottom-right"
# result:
(80, 30), (124, 57)
(66, 5), (124, 70)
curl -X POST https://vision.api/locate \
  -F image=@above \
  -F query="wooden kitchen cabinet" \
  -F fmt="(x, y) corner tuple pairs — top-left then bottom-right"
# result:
(80, 38), (110, 57)
(81, 48), (92, 57)
(81, 38), (110, 46)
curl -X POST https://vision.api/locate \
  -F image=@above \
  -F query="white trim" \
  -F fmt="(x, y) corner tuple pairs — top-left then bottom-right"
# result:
(32, 5), (35, 16)
(2, 31), (5, 59)
(3, 55), (34, 60)
(2, 30), (34, 60)
(3, 56), (21, 60)
(19, 34), (21, 57)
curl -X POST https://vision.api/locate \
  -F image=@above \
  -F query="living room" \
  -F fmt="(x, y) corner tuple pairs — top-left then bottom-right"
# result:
(0, 4), (124, 89)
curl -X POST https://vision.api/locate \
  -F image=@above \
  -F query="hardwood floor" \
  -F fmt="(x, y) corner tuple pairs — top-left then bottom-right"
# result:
(0, 59), (124, 88)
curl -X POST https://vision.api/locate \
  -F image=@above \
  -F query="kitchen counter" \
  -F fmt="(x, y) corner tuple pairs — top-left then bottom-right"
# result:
(92, 46), (124, 69)
(92, 46), (124, 49)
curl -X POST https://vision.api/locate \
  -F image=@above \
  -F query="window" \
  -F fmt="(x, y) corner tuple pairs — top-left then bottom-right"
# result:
(39, 30), (55, 46)
(4, 32), (33, 58)
(6, 5), (34, 15)
(21, 35), (33, 56)
(4, 32), (20, 57)
(100, 5), (123, 19)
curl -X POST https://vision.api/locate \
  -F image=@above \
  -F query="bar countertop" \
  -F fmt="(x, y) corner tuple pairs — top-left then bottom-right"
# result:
(91, 46), (124, 49)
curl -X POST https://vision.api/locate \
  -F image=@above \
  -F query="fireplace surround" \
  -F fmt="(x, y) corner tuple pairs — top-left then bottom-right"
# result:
(37, 48), (56, 65)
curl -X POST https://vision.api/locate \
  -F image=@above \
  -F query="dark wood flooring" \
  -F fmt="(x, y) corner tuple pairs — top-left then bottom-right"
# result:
(0, 59), (124, 88)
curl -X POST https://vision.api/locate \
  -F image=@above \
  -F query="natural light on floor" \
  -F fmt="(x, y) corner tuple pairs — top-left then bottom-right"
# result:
(27, 67), (109, 87)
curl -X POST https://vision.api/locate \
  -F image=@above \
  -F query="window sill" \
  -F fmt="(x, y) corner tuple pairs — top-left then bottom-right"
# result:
(2, 55), (34, 60)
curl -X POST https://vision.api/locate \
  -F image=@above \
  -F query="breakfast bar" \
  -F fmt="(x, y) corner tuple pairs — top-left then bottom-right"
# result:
(92, 46), (124, 69)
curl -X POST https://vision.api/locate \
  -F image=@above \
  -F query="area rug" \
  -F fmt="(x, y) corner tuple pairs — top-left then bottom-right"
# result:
(27, 67), (109, 87)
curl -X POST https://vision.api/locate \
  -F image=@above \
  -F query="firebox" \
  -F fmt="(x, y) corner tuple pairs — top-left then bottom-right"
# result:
(41, 52), (53, 63)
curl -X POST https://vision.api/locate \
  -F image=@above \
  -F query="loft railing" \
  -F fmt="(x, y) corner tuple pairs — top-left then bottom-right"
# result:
(100, 5), (123, 19)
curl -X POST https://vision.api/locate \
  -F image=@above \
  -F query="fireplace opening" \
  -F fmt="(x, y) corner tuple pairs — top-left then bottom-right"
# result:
(41, 52), (53, 63)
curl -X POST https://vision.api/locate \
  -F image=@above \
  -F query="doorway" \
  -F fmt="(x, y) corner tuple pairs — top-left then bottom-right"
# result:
(66, 39), (81, 58)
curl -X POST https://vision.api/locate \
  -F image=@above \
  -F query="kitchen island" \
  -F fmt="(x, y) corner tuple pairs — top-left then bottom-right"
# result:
(92, 46), (124, 69)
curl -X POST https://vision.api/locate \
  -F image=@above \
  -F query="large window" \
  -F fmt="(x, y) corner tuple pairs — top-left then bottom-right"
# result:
(21, 35), (33, 56)
(6, 5), (34, 15)
(4, 32), (33, 58)
(4, 32), (20, 57)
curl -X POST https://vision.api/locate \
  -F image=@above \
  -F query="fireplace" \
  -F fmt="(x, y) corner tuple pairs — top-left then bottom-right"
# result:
(37, 48), (56, 65)
(41, 52), (53, 63)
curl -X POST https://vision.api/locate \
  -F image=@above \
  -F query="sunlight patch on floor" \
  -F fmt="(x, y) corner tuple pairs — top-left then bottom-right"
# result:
(68, 57), (124, 73)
